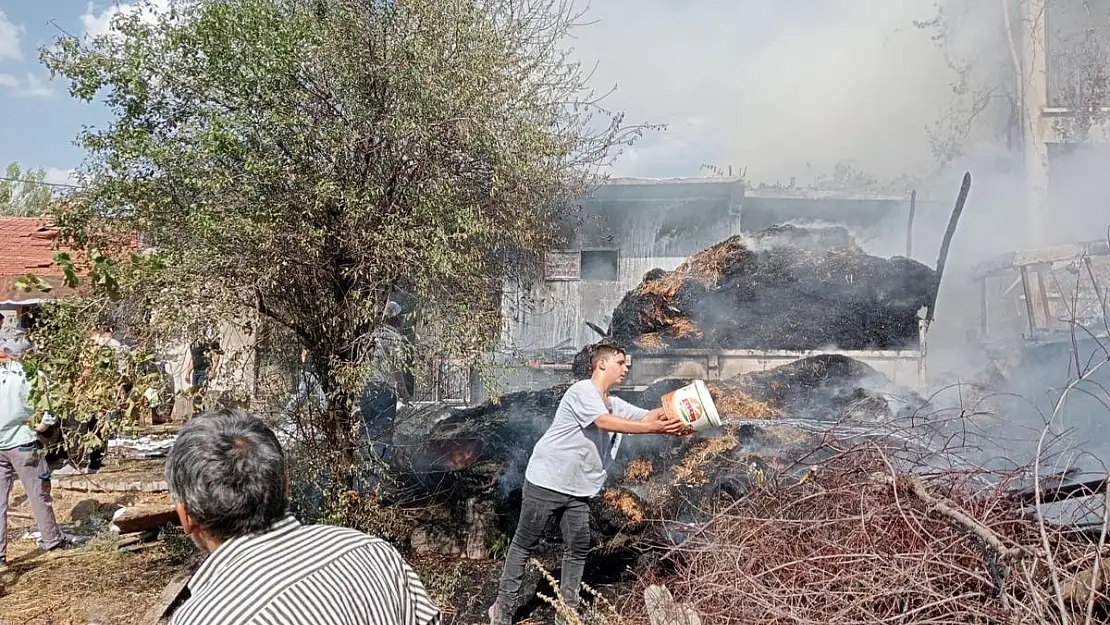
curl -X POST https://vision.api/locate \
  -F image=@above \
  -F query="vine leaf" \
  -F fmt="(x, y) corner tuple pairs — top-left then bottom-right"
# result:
(55, 252), (80, 289)
(14, 273), (53, 293)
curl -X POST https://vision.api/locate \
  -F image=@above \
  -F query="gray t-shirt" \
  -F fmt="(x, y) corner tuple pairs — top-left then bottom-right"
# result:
(524, 379), (648, 497)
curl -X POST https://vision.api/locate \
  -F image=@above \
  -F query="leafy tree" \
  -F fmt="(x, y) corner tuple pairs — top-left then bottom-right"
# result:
(0, 161), (52, 216)
(14, 249), (169, 464)
(917, 0), (1110, 161)
(41, 0), (648, 479)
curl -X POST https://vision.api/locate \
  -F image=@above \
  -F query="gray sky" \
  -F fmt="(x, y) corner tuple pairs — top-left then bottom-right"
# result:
(570, 0), (958, 183)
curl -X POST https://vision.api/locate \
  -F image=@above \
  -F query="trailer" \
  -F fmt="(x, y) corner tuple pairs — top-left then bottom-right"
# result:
(620, 346), (926, 391)
(969, 238), (1110, 376)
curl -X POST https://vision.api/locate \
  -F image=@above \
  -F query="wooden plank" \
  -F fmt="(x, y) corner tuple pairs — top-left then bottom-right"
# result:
(117, 530), (160, 549)
(544, 251), (581, 281)
(140, 572), (192, 625)
(111, 505), (180, 534)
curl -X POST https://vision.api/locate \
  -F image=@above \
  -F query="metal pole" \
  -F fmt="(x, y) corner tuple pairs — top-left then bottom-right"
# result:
(924, 172), (972, 325)
(906, 189), (917, 258)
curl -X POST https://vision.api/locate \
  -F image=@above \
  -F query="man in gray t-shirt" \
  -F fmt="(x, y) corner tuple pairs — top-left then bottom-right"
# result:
(490, 342), (687, 625)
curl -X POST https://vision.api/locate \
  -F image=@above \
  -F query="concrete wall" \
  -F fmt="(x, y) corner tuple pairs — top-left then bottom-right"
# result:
(1020, 0), (1110, 245)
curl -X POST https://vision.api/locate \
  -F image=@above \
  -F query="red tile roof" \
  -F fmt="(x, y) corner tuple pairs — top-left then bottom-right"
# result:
(0, 217), (81, 303)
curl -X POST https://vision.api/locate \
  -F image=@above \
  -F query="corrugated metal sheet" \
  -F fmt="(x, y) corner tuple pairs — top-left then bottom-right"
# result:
(502, 179), (742, 355)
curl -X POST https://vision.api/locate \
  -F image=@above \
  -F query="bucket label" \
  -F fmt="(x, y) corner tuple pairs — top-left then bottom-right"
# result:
(679, 397), (703, 424)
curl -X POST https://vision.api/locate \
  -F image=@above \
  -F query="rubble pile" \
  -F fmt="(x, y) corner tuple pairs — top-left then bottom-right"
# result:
(607, 225), (938, 351)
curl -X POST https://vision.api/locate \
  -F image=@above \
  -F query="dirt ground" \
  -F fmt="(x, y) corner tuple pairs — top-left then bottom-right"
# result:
(0, 480), (533, 625)
(0, 473), (618, 625)
(0, 482), (192, 625)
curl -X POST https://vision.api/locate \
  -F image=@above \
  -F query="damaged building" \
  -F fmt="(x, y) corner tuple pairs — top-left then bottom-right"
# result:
(497, 177), (950, 394)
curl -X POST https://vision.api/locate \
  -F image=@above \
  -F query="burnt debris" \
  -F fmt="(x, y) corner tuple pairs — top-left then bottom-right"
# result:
(383, 356), (922, 555)
(606, 224), (938, 352)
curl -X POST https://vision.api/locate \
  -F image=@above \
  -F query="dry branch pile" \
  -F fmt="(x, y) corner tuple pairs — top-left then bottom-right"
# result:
(607, 225), (938, 351)
(377, 357), (1110, 622)
(640, 446), (1109, 625)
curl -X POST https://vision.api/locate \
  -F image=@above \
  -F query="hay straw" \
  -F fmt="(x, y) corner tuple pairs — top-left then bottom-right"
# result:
(0, 542), (184, 625)
(707, 384), (778, 419)
(624, 458), (654, 483)
(637, 237), (749, 300)
(673, 428), (740, 485)
(635, 332), (666, 352)
(675, 237), (748, 285)
(638, 274), (686, 299)
(602, 489), (645, 523)
(668, 318), (700, 339)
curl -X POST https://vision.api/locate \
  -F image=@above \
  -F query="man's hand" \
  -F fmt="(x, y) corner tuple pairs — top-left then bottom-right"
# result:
(645, 409), (691, 436)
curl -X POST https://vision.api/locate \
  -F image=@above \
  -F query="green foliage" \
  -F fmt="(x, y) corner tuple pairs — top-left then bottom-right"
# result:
(488, 533), (510, 561)
(159, 525), (199, 564)
(316, 489), (408, 545)
(13, 273), (54, 293)
(0, 161), (53, 217)
(21, 288), (169, 458)
(41, 0), (649, 476)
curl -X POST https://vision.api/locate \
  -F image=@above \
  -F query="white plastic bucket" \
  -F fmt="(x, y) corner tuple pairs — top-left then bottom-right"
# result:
(661, 380), (723, 432)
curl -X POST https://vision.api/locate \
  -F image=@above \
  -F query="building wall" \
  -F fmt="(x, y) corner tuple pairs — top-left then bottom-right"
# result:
(502, 256), (690, 353)
(1020, 0), (1110, 245)
(500, 178), (743, 357)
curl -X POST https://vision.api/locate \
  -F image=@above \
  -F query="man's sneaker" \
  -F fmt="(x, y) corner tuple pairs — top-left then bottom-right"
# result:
(42, 535), (89, 552)
(488, 602), (512, 625)
(51, 462), (83, 477)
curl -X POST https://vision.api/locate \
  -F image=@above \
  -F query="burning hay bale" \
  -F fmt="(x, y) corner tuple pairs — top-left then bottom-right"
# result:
(634, 355), (916, 425)
(388, 355), (919, 507)
(606, 224), (938, 351)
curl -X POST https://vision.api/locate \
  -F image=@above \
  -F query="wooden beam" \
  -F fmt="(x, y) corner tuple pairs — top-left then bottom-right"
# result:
(110, 505), (180, 535)
(140, 572), (192, 625)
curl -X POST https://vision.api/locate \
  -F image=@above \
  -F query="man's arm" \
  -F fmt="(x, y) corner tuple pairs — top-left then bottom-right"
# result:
(567, 384), (686, 436)
(594, 412), (683, 435)
(611, 396), (666, 422)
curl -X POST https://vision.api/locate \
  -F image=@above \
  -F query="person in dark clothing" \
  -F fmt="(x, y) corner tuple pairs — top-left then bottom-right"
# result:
(190, 339), (222, 389)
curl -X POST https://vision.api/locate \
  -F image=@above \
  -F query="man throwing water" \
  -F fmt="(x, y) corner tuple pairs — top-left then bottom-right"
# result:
(489, 342), (688, 624)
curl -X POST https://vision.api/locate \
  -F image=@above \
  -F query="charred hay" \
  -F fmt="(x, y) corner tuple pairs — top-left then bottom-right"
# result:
(607, 225), (938, 351)
(383, 355), (923, 558)
(380, 355), (1110, 622)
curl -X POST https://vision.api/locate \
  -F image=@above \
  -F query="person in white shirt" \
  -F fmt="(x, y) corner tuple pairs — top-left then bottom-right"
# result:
(489, 342), (688, 624)
(0, 337), (79, 569)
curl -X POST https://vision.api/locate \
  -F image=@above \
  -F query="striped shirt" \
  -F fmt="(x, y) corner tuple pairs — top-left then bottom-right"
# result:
(170, 516), (440, 625)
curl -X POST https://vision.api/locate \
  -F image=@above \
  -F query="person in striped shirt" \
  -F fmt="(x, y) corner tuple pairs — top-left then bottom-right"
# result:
(165, 408), (440, 625)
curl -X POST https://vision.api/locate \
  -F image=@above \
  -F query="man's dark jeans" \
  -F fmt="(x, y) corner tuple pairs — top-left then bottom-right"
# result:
(496, 480), (591, 617)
